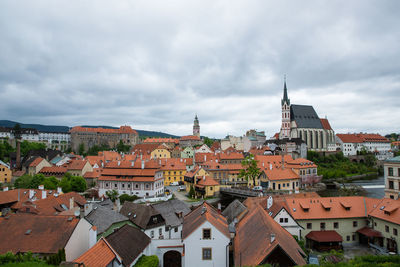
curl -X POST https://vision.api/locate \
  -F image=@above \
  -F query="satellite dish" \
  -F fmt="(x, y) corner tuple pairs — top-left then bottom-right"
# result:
(267, 196), (273, 210)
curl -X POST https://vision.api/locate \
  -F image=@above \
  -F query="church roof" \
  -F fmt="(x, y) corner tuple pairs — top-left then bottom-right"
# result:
(290, 104), (323, 129)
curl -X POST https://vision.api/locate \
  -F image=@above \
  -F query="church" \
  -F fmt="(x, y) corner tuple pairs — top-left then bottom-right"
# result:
(279, 81), (335, 152)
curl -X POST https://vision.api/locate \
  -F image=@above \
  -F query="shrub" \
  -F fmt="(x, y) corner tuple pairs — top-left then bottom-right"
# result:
(134, 255), (159, 267)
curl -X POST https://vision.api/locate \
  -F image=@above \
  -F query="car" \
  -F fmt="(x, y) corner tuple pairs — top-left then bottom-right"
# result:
(170, 182), (179, 186)
(165, 188), (171, 195)
(252, 186), (263, 191)
(178, 185), (185, 191)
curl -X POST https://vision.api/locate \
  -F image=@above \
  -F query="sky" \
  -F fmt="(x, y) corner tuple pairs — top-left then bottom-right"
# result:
(0, 1), (399, 138)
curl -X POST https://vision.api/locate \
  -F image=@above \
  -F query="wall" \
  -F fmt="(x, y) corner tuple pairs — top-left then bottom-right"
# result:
(370, 217), (400, 254)
(274, 209), (301, 238)
(65, 218), (95, 261)
(183, 220), (230, 267)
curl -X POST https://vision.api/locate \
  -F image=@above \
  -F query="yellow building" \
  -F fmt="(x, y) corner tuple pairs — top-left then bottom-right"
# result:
(0, 160), (12, 184)
(258, 168), (301, 192)
(160, 159), (187, 186)
(195, 175), (220, 198)
(184, 166), (209, 193)
(151, 144), (171, 159)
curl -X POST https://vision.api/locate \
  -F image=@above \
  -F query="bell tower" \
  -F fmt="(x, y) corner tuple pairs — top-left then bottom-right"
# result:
(193, 115), (200, 137)
(280, 77), (291, 138)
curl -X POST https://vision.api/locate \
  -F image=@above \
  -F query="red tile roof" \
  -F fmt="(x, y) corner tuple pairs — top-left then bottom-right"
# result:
(84, 169), (102, 178)
(369, 198), (400, 225)
(74, 238), (119, 267)
(320, 118), (333, 130)
(196, 176), (219, 186)
(337, 133), (390, 143)
(67, 160), (90, 170)
(306, 230), (343, 242)
(131, 144), (159, 154)
(180, 135), (201, 141)
(143, 138), (179, 144)
(235, 205), (306, 266)
(29, 157), (44, 167)
(70, 126), (138, 135)
(182, 202), (229, 239)
(0, 214), (79, 254)
(39, 166), (67, 175)
(263, 168), (300, 181)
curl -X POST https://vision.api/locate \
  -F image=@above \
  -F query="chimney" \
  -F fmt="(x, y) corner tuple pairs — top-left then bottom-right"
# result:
(131, 161), (134, 167)
(270, 233), (275, 243)
(201, 205), (207, 215)
(29, 189), (34, 199)
(141, 160), (145, 169)
(38, 185), (44, 190)
(117, 161), (120, 166)
(262, 162), (264, 167)
(42, 190), (47, 199)
(3, 186), (8, 192)
(57, 187), (62, 194)
(204, 155), (206, 162)
(115, 198), (121, 212)
(203, 175), (205, 181)
(84, 203), (93, 216)
(69, 197), (74, 210)
(218, 203), (222, 214)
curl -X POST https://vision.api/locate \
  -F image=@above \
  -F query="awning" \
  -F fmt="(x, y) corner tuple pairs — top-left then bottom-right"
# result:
(306, 231), (343, 242)
(356, 226), (382, 238)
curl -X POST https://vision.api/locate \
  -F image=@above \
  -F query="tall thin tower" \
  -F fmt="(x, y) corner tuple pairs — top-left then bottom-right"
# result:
(193, 115), (200, 137)
(280, 77), (291, 138)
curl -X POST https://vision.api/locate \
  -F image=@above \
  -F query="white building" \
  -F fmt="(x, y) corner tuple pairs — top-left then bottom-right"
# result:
(182, 202), (230, 267)
(336, 133), (392, 160)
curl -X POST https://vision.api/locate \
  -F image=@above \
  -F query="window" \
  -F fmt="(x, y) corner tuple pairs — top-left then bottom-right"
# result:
(334, 222), (339, 229)
(352, 235), (356, 241)
(307, 223), (312, 229)
(174, 227), (178, 233)
(320, 222), (325, 230)
(280, 218), (284, 223)
(202, 248), (212, 260)
(389, 167), (394, 176)
(385, 225), (389, 233)
(353, 221), (358, 227)
(346, 236), (350, 241)
(159, 228), (162, 235)
(394, 228), (398, 236)
(389, 180), (394, 189)
(203, 229), (211, 239)
(151, 230), (154, 238)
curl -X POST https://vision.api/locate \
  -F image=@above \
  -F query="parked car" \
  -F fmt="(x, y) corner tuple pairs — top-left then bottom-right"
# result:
(165, 188), (171, 195)
(252, 186), (263, 191)
(178, 185), (185, 191)
(170, 182), (179, 186)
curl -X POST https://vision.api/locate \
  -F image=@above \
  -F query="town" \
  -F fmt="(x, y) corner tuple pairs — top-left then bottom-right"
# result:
(0, 82), (399, 267)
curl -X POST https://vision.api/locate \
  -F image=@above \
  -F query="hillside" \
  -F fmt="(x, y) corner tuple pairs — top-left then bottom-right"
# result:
(0, 120), (180, 138)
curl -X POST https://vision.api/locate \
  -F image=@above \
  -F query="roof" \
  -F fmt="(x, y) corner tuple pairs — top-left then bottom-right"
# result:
(120, 202), (163, 229)
(143, 138), (179, 144)
(67, 160), (89, 170)
(29, 157), (44, 167)
(131, 143), (159, 154)
(320, 118), (333, 130)
(196, 176), (219, 186)
(368, 198), (400, 225)
(153, 199), (191, 227)
(234, 205), (306, 266)
(180, 135), (201, 141)
(85, 203), (129, 234)
(0, 214), (79, 254)
(222, 199), (248, 224)
(0, 188), (55, 207)
(74, 238), (119, 267)
(356, 226), (382, 238)
(70, 126), (138, 135)
(306, 230), (343, 242)
(39, 166), (67, 174)
(182, 202), (229, 239)
(0, 160), (10, 169)
(386, 156), (400, 163)
(105, 224), (151, 266)
(337, 133), (390, 144)
(263, 168), (300, 181)
(290, 104), (323, 129)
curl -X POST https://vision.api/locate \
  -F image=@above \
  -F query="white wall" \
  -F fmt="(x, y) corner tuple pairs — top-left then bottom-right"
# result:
(274, 209), (302, 238)
(65, 218), (96, 261)
(183, 221), (230, 267)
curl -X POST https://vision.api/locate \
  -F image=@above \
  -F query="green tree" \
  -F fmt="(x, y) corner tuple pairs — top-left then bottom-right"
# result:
(78, 143), (85, 156)
(70, 176), (87, 192)
(59, 177), (72, 193)
(29, 174), (45, 189)
(189, 185), (195, 198)
(203, 137), (214, 147)
(116, 140), (130, 153)
(119, 194), (138, 204)
(106, 189), (119, 201)
(42, 176), (59, 190)
(20, 141), (46, 157)
(14, 174), (33, 188)
(239, 155), (261, 187)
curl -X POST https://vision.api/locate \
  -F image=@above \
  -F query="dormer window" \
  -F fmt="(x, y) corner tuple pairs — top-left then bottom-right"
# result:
(153, 217), (157, 223)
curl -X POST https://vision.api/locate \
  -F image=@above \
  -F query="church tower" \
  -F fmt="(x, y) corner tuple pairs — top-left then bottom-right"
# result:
(280, 78), (291, 138)
(193, 115), (200, 137)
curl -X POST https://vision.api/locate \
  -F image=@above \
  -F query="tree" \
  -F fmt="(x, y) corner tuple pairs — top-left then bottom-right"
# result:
(239, 155), (261, 187)
(203, 137), (214, 147)
(59, 177), (72, 193)
(188, 185), (195, 198)
(78, 143), (85, 156)
(116, 140), (130, 153)
(106, 190), (119, 201)
(14, 174), (33, 189)
(29, 174), (45, 189)
(20, 141), (46, 157)
(42, 176), (59, 190)
(70, 176), (87, 192)
(119, 194), (138, 204)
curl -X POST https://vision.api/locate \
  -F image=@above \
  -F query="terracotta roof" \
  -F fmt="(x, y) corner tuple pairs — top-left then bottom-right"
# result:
(144, 138), (179, 144)
(195, 153), (218, 164)
(369, 198), (400, 225)
(263, 168), (300, 181)
(131, 143), (159, 154)
(234, 205), (306, 266)
(84, 169), (102, 178)
(105, 224), (151, 267)
(337, 133), (390, 143)
(320, 118), (333, 130)
(0, 214), (79, 254)
(182, 202), (229, 239)
(180, 135), (201, 141)
(67, 160), (89, 170)
(86, 156), (103, 166)
(196, 176), (219, 186)
(219, 152), (244, 160)
(98, 151), (122, 162)
(306, 230), (343, 242)
(70, 126), (138, 135)
(74, 238), (119, 267)
(248, 146), (271, 156)
(255, 154), (294, 169)
(356, 226), (382, 238)
(29, 157), (44, 167)
(0, 189), (53, 207)
(39, 166), (67, 174)
(159, 158), (187, 171)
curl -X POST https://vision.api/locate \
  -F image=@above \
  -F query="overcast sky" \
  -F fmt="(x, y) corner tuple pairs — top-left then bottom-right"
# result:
(1, 1), (399, 138)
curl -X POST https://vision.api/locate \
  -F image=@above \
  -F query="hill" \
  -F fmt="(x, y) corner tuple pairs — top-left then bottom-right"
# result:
(0, 120), (180, 138)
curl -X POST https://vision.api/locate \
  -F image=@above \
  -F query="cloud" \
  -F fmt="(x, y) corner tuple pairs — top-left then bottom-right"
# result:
(0, 0), (399, 138)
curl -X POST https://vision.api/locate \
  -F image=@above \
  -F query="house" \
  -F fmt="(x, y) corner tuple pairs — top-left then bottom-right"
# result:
(84, 201), (132, 239)
(98, 159), (164, 198)
(120, 202), (166, 240)
(143, 137), (179, 148)
(83, 168), (102, 187)
(75, 224), (151, 267)
(336, 133), (392, 160)
(0, 160), (12, 184)
(0, 214), (96, 261)
(183, 166), (210, 194)
(39, 166), (68, 178)
(195, 144), (213, 154)
(384, 156), (400, 199)
(181, 146), (195, 159)
(67, 159), (93, 177)
(222, 199), (248, 224)
(160, 158), (187, 186)
(195, 175), (220, 198)
(258, 167), (301, 192)
(182, 202), (230, 267)
(234, 205), (306, 266)
(151, 144), (171, 159)
(26, 157), (52, 175)
(179, 135), (202, 148)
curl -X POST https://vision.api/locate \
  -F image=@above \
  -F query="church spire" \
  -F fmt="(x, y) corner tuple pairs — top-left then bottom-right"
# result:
(281, 76), (290, 106)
